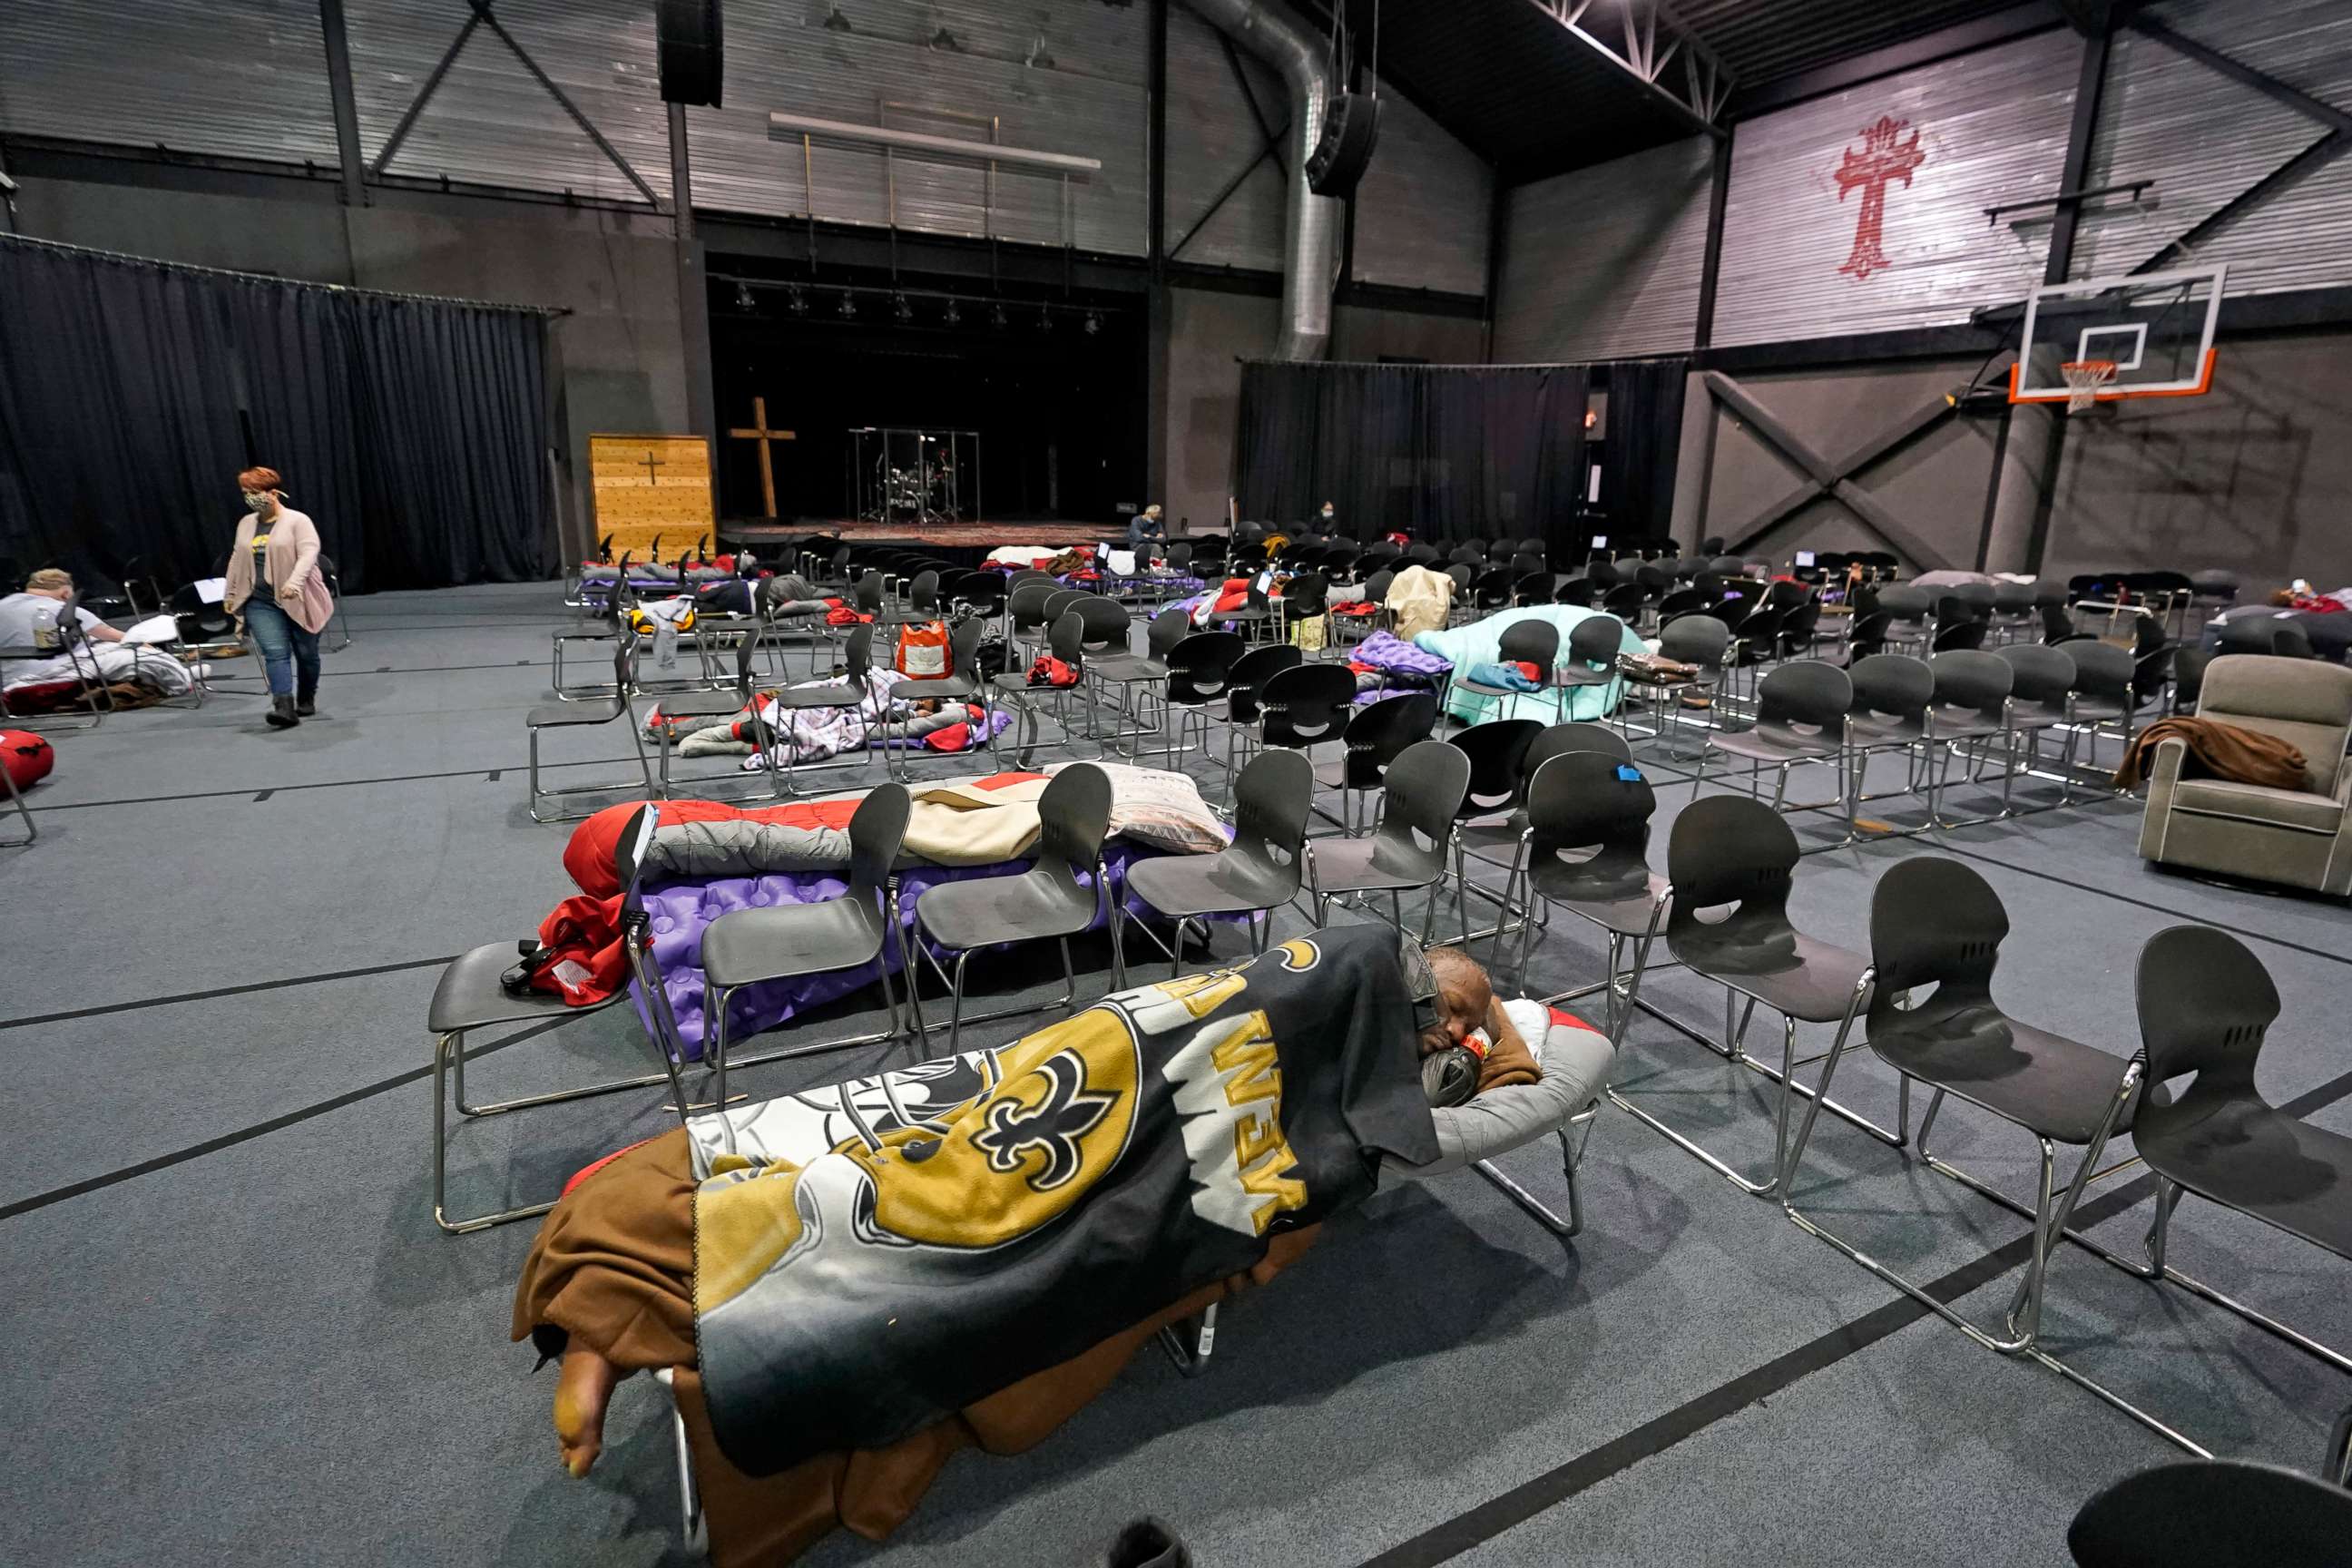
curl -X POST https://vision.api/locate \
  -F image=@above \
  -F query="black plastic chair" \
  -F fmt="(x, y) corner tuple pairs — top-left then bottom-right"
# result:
(913, 762), (1123, 1051)
(1782, 858), (2141, 1367)
(1622, 613), (1728, 757)
(767, 622), (884, 789)
(882, 616), (991, 781)
(1006, 579), (1060, 662)
(1923, 649), (2014, 827)
(1252, 662), (1357, 775)
(1700, 660), (1851, 817)
(526, 640), (658, 823)
(986, 609), (1091, 765)
(1218, 642), (1305, 782)
(1470, 566), (1515, 615)
(1305, 739), (1470, 937)
(1990, 642), (2079, 808)
(651, 626), (789, 799)
(2071, 1459), (2352, 1568)
(2118, 926), (2352, 1469)
(1555, 614), (1626, 711)
(2216, 614), (2316, 659)
(1125, 749), (1314, 975)
(1154, 629), (1248, 769)
(1612, 793), (1891, 1198)
(1554, 576), (1596, 609)
(701, 783), (924, 1121)
(2064, 638), (2141, 781)
(428, 804), (692, 1232)
(1501, 750), (1670, 1028)
(1454, 619), (1561, 725)
(1314, 691), (1439, 835)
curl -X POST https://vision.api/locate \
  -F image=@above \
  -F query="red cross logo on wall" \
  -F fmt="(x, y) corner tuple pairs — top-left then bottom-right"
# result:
(1834, 115), (1926, 281)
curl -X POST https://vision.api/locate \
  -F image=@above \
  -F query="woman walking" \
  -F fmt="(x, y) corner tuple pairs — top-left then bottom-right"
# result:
(224, 466), (334, 730)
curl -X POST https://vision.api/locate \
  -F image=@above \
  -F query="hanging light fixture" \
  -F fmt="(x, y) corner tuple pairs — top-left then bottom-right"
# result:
(733, 280), (756, 312)
(838, 290), (858, 318)
(1024, 31), (1056, 70)
(893, 291), (914, 323)
(1083, 310), (1102, 336)
(1037, 305), (1054, 332)
(786, 284), (808, 315)
(821, 4), (852, 33)
(942, 298), (962, 326)
(990, 302), (1008, 328)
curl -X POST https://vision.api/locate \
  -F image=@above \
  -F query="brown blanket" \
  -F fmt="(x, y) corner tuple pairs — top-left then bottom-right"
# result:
(514, 1131), (1317, 1568)
(2113, 716), (2308, 793)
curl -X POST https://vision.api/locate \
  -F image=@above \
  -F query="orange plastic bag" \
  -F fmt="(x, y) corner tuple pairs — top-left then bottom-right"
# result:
(896, 619), (952, 679)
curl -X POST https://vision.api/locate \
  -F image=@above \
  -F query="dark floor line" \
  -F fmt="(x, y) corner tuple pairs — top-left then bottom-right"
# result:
(1933, 840), (2352, 972)
(1361, 1061), (2352, 1568)
(0, 953), (457, 1033)
(27, 753), (633, 812)
(0, 1017), (566, 1224)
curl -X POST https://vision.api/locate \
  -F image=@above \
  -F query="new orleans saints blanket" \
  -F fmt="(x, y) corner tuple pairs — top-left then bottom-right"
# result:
(686, 925), (1438, 1476)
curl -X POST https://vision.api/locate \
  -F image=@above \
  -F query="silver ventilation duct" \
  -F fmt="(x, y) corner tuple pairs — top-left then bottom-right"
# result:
(1180, 0), (1342, 361)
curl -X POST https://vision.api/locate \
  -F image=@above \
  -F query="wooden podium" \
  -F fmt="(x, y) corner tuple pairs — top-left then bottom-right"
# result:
(588, 434), (714, 561)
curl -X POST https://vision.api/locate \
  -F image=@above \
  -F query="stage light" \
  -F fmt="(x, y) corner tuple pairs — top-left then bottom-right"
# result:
(929, 25), (962, 52)
(733, 281), (755, 312)
(821, 4), (852, 32)
(943, 298), (962, 325)
(893, 291), (913, 322)
(1038, 306), (1054, 332)
(1025, 32), (1056, 69)
(786, 284), (807, 315)
(990, 303), (1008, 328)
(1083, 310), (1102, 335)
(838, 290), (857, 318)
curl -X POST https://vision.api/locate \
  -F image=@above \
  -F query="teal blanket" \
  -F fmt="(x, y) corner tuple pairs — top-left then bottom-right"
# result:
(1415, 605), (1645, 723)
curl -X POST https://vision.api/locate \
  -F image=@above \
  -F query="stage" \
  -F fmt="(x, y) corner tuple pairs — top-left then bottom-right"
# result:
(722, 518), (1124, 551)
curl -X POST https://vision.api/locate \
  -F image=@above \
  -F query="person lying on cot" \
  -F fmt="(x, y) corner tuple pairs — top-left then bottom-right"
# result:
(512, 930), (1557, 1567)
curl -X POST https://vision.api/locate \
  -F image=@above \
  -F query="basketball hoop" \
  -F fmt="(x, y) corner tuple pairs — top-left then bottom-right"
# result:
(2060, 358), (2119, 413)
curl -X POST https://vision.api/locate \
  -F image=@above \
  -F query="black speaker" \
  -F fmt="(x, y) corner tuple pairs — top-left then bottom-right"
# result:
(1305, 91), (1381, 197)
(656, 0), (724, 108)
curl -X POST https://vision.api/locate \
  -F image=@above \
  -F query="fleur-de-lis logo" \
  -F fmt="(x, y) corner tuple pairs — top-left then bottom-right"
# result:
(970, 1051), (1118, 1191)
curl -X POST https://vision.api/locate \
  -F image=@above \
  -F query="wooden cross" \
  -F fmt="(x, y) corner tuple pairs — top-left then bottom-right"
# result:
(727, 396), (798, 518)
(639, 449), (664, 485)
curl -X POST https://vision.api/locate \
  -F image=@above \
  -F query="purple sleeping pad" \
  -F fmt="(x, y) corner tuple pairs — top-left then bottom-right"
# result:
(632, 840), (1222, 1055)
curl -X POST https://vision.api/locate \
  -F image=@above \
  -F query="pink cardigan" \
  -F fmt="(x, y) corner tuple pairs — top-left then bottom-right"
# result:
(224, 507), (336, 635)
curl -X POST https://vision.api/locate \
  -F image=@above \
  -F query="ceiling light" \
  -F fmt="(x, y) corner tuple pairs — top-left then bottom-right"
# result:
(821, 5), (852, 33)
(733, 281), (756, 312)
(1083, 310), (1102, 335)
(929, 26), (961, 52)
(1025, 33), (1056, 69)
(838, 290), (857, 318)
(990, 303), (1008, 328)
(894, 291), (914, 322)
(786, 284), (807, 315)
(942, 298), (962, 325)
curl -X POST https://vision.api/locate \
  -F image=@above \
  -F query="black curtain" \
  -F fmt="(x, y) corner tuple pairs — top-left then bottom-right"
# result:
(1600, 357), (1689, 547)
(1233, 362), (1589, 549)
(0, 234), (556, 593)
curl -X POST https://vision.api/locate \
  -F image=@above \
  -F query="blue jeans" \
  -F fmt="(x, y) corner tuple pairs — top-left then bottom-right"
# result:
(244, 593), (321, 698)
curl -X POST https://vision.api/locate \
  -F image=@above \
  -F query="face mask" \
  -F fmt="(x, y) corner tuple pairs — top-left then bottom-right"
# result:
(243, 491), (270, 509)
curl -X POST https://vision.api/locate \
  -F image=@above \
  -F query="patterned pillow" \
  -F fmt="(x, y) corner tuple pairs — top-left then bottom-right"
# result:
(1047, 760), (1230, 855)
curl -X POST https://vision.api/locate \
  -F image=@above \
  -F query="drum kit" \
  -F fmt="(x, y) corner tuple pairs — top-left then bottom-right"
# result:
(850, 427), (981, 525)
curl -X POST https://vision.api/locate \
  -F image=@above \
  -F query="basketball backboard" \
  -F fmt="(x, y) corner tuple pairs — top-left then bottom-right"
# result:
(2009, 263), (2225, 405)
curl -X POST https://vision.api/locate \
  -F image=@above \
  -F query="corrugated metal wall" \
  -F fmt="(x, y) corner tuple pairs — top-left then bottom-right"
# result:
(0, 0), (342, 167)
(1493, 137), (1712, 362)
(685, 0), (1147, 254)
(1350, 86), (1489, 297)
(2074, 0), (2352, 295)
(1161, 1), (1289, 273)
(1711, 30), (2079, 347)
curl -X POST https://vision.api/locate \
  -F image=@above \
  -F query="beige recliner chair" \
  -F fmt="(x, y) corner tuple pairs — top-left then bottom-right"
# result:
(2138, 654), (2352, 896)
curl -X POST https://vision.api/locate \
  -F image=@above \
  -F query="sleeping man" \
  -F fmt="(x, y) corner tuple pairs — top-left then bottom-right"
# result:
(511, 926), (1608, 1568)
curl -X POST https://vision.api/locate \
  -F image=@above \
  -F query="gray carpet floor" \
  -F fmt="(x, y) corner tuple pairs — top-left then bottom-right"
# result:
(3, 582), (2347, 1568)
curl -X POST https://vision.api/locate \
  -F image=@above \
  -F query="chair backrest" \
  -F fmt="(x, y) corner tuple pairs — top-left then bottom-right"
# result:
(1340, 691), (1440, 788)
(846, 782), (914, 904)
(1448, 718), (1544, 818)
(1933, 619), (1990, 652)
(1867, 857), (2006, 1008)
(839, 622), (875, 681)
(1929, 649), (2012, 719)
(1994, 642), (2074, 707)
(1407, 543), (1441, 564)
(2134, 925), (2278, 1106)
(1756, 660), (1853, 731)
(1009, 581), (1058, 632)
(1602, 581), (1647, 619)
(1145, 606), (1191, 658)
(1779, 601), (1822, 652)
(1010, 568), (1057, 592)
(1994, 580), (2034, 612)
(1036, 762), (1115, 893)
(1494, 618), (1561, 671)
(1515, 571), (1556, 605)
(946, 613), (988, 677)
(728, 624), (763, 692)
(1707, 554), (1745, 576)
(611, 638), (638, 696)
(1473, 566), (1514, 607)
(1554, 576), (1595, 608)
(1569, 613), (1625, 669)
(1258, 662), (1357, 750)
(2216, 614), (2311, 658)
(906, 569), (940, 612)
(1045, 588), (1092, 625)
(1524, 750), (1658, 898)
(1373, 740), (1472, 869)
(2197, 654), (2352, 795)
(1587, 558), (1622, 588)
(1229, 748), (1314, 897)
(1226, 642), (1304, 722)
(1765, 579), (1813, 612)
(1848, 652), (1932, 720)
(855, 573), (883, 612)
(2068, 1456), (2352, 1568)
(2067, 639), (2135, 704)
(1046, 608), (1086, 669)
(1877, 584), (1930, 622)
(1731, 605), (1785, 663)
(1286, 571), (1328, 615)
(1659, 611), (1730, 668)
(1075, 594), (1132, 655)
(611, 802), (663, 910)
(1845, 610), (1894, 662)
(1524, 720), (1632, 783)
(956, 570), (1006, 613)
(1362, 567), (1396, 604)
(1449, 544), (1485, 565)
(1665, 792), (1799, 929)
(1164, 629), (1247, 705)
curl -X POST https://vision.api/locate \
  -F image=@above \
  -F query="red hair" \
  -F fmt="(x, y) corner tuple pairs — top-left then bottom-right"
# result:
(238, 466), (282, 492)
